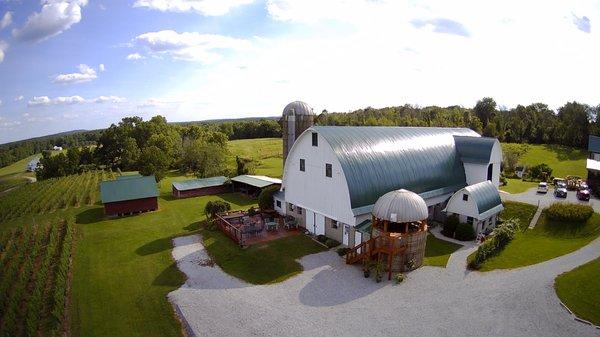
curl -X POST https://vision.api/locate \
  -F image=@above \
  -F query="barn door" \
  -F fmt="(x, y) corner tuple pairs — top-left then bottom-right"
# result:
(315, 213), (325, 235)
(305, 209), (315, 234)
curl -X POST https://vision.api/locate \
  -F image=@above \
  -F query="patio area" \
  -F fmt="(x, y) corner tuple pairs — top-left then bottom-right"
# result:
(215, 209), (302, 247)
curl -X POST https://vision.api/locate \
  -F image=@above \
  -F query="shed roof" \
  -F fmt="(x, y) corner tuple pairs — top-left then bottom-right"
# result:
(589, 135), (600, 153)
(172, 176), (228, 191)
(312, 126), (480, 210)
(100, 175), (158, 204)
(355, 219), (372, 234)
(454, 136), (497, 164)
(117, 174), (142, 180)
(464, 180), (503, 218)
(231, 175), (282, 188)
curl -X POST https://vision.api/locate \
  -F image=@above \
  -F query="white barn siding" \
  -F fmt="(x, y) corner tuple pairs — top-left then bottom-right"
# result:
(282, 130), (356, 226)
(463, 140), (502, 187)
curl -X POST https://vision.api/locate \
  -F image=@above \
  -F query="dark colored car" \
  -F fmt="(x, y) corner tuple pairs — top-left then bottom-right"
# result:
(554, 187), (568, 198)
(577, 189), (590, 201)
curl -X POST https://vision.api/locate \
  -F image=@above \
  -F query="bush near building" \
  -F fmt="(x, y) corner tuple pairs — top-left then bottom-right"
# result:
(454, 223), (476, 241)
(468, 219), (519, 269)
(442, 214), (459, 238)
(258, 185), (280, 211)
(546, 203), (593, 223)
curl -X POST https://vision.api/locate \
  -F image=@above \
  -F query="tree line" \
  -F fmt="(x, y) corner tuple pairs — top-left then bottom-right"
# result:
(317, 98), (598, 149)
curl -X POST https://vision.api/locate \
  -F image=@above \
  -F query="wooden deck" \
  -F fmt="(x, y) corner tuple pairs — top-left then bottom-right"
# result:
(216, 209), (301, 247)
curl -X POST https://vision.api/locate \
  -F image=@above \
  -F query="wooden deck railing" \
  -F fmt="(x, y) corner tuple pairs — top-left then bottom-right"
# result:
(345, 235), (407, 265)
(215, 215), (244, 246)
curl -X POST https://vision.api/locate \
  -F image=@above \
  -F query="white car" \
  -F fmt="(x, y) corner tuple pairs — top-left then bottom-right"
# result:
(537, 182), (548, 193)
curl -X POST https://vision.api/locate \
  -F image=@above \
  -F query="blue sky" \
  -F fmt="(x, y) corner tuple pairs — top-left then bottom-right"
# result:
(0, 0), (598, 143)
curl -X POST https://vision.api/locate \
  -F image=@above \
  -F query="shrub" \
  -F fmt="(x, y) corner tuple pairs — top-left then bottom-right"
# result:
(204, 200), (231, 219)
(325, 238), (341, 248)
(394, 273), (405, 284)
(546, 202), (593, 223)
(442, 214), (459, 238)
(247, 207), (257, 216)
(316, 234), (327, 243)
(455, 223), (476, 241)
(468, 219), (519, 269)
(528, 163), (553, 181)
(337, 247), (351, 256)
(500, 175), (507, 186)
(257, 185), (280, 211)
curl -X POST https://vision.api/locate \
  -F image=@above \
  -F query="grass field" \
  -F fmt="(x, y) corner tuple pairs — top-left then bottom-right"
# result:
(474, 212), (600, 271)
(202, 229), (327, 284)
(499, 201), (538, 228)
(499, 178), (538, 194)
(423, 234), (462, 267)
(227, 138), (283, 177)
(0, 154), (39, 177)
(554, 257), (600, 325)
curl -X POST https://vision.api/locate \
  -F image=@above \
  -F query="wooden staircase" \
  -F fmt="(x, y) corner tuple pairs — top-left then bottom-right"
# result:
(345, 235), (407, 265)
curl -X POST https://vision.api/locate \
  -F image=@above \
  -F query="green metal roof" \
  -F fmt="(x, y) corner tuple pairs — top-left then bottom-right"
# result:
(464, 180), (503, 216)
(589, 135), (600, 153)
(231, 175), (282, 188)
(355, 219), (372, 234)
(313, 126), (480, 210)
(172, 176), (228, 191)
(454, 136), (496, 164)
(100, 175), (158, 203)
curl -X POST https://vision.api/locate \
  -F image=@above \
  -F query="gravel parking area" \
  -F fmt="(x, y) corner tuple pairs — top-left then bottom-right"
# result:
(501, 186), (600, 212)
(169, 234), (600, 337)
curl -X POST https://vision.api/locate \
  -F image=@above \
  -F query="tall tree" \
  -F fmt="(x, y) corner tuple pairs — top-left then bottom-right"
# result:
(474, 97), (497, 128)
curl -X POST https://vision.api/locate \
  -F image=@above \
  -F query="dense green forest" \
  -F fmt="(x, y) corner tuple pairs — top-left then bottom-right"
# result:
(3, 98), (599, 177)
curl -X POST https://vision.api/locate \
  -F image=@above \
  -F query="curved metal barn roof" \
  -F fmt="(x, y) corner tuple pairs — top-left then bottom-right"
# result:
(312, 126), (481, 210)
(464, 180), (503, 218)
(454, 136), (497, 164)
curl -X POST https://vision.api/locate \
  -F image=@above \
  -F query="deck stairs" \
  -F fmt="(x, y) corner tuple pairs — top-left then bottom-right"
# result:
(345, 235), (407, 265)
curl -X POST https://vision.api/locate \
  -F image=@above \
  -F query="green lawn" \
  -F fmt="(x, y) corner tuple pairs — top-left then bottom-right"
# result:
(0, 154), (38, 177)
(202, 230), (327, 284)
(475, 212), (600, 271)
(423, 233), (462, 267)
(555, 257), (600, 325)
(499, 178), (538, 194)
(502, 143), (587, 178)
(499, 201), (538, 229)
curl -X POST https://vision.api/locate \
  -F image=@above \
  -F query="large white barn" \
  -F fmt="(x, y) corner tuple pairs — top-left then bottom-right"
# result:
(274, 103), (503, 247)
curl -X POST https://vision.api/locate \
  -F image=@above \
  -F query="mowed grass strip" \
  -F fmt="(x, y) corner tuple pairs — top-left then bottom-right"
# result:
(499, 201), (537, 228)
(499, 178), (538, 194)
(70, 193), (255, 337)
(555, 257), (600, 326)
(475, 212), (600, 271)
(202, 229), (327, 284)
(423, 234), (462, 267)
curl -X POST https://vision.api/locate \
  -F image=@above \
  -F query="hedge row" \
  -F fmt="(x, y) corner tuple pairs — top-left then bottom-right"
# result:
(468, 219), (519, 269)
(546, 202), (593, 223)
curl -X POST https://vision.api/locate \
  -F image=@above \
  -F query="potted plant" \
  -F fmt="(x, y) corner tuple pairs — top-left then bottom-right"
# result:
(405, 259), (415, 271)
(362, 259), (371, 278)
(394, 273), (405, 284)
(375, 261), (384, 283)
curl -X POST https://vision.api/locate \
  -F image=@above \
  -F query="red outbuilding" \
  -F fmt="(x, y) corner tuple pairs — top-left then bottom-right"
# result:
(100, 175), (159, 217)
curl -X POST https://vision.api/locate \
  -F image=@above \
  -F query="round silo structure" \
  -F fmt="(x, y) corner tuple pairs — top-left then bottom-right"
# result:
(282, 101), (315, 163)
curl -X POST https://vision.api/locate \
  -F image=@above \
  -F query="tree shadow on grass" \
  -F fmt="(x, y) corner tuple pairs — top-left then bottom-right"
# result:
(75, 207), (104, 224)
(219, 193), (256, 207)
(540, 144), (587, 162)
(152, 262), (184, 287)
(136, 236), (173, 256)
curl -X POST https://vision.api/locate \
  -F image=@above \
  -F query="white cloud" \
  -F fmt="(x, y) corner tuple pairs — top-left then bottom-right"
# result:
(134, 30), (249, 63)
(99, 63), (105, 72)
(133, 0), (253, 16)
(28, 95), (125, 107)
(0, 11), (12, 29)
(126, 52), (144, 60)
(150, 0), (600, 122)
(12, 0), (88, 42)
(53, 64), (97, 84)
(0, 40), (7, 63)
(14, 95), (24, 102)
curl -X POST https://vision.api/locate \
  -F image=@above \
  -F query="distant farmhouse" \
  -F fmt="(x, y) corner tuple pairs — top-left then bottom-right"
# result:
(27, 157), (40, 172)
(53, 146), (63, 151)
(172, 176), (229, 199)
(100, 175), (158, 217)
(273, 101), (503, 251)
(586, 135), (600, 192)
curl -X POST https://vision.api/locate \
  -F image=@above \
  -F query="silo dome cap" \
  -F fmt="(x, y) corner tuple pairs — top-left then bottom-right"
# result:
(372, 189), (428, 223)
(283, 101), (314, 116)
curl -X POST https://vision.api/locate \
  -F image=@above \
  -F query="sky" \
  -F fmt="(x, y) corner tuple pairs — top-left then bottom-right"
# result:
(0, 0), (598, 144)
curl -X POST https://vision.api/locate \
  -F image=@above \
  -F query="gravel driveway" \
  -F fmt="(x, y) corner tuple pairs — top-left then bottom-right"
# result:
(168, 234), (600, 337)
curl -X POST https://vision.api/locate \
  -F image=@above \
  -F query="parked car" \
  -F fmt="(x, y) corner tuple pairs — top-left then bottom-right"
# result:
(579, 181), (589, 191)
(554, 187), (568, 198)
(537, 182), (548, 194)
(577, 189), (591, 201)
(556, 181), (567, 189)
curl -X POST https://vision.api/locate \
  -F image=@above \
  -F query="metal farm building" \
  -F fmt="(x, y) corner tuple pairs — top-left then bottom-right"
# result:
(172, 176), (230, 198)
(100, 175), (159, 217)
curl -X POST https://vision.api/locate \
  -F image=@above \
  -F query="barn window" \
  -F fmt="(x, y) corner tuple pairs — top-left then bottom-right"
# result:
(331, 220), (338, 229)
(297, 206), (303, 215)
(312, 132), (318, 146)
(276, 200), (281, 208)
(300, 158), (305, 172)
(467, 216), (474, 225)
(462, 194), (469, 201)
(325, 163), (332, 177)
